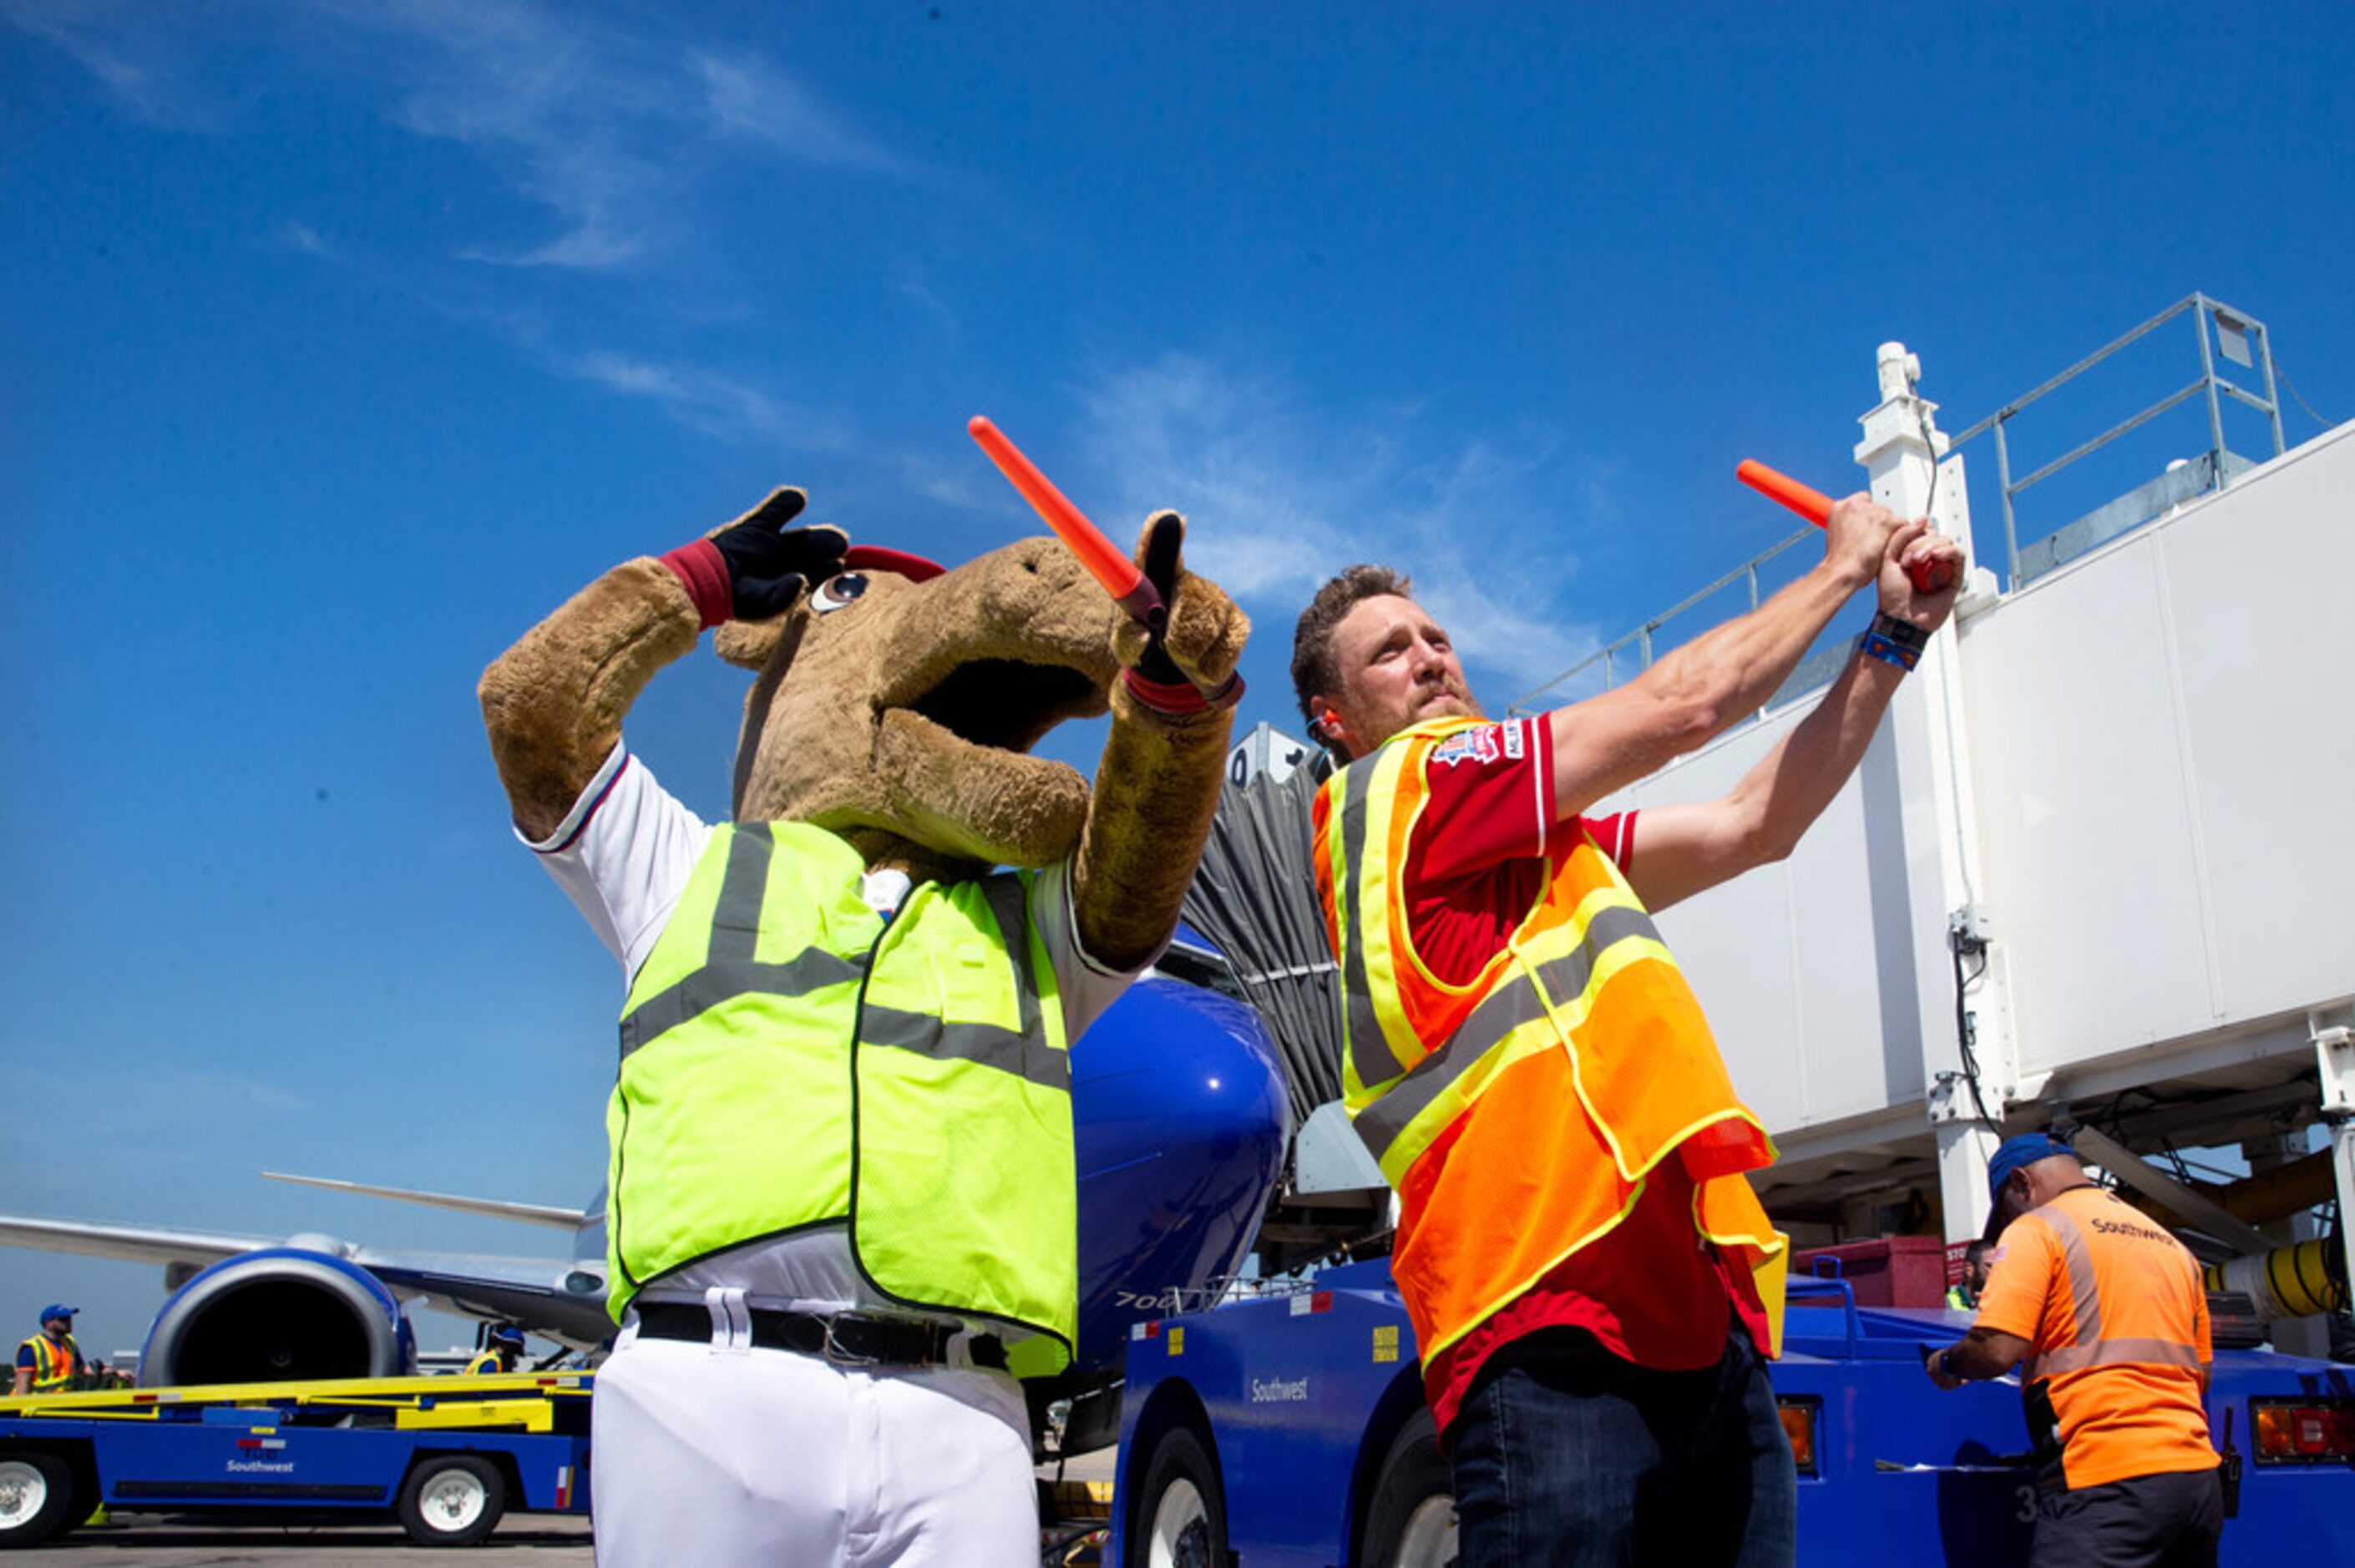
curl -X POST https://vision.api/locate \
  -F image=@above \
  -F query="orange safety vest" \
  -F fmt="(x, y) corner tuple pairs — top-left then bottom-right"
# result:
(1315, 716), (1785, 1365)
(19, 1333), (80, 1392)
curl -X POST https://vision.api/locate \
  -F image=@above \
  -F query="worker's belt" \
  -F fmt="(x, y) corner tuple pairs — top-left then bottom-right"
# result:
(634, 1302), (1006, 1370)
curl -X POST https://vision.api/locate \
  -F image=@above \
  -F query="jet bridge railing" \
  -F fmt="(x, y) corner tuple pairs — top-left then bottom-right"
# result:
(1507, 524), (1825, 718)
(1510, 291), (2292, 717)
(1950, 291), (2287, 585)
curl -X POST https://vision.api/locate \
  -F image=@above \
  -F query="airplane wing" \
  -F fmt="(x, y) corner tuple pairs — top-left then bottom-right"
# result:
(346, 1248), (615, 1346)
(0, 1214), (266, 1271)
(262, 1171), (594, 1232)
(0, 1211), (616, 1350)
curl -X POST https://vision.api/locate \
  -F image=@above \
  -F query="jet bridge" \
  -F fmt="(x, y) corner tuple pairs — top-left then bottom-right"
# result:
(1561, 298), (2352, 1339)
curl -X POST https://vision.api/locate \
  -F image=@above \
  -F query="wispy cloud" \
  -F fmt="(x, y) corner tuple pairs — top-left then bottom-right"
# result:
(556, 349), (853, 452)
(277, 220), (329, 257)
(18, 0), (950, 475)
(2, 0), (226, 130)
(1072, 353), (1610, 695)
(335, 0), (918, 270)
(334, 0), (695, 271)
(263, 213), (878, 461)
(19, 0), (914, 272)
(693, 50), (906, 175)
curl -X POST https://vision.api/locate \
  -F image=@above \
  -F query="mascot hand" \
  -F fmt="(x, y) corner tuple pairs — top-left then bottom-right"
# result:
(661, 488), (850, 629)
(708, 488), (851, 621)
(1112, 511), (1248, 714)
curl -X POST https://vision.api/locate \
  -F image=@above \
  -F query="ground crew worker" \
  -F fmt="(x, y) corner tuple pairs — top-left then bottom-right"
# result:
(1294, 500), (1962, 1565)
(465, 1324), (527, 1375)
(12, 1304), (124, 1526)
(14, 1305), (87, 1394)
(1927, 1133), (2222, 1566)
(1947, 1240), (1994, 1310)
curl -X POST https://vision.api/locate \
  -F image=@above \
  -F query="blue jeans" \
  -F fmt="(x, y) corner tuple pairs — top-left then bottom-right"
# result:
(1446, 1325), (1797, 1568)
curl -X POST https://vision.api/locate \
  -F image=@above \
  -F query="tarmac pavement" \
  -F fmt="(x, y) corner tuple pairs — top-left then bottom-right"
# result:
(6, 1514), (595, 1563)
(12, 1454), (1118, 1562)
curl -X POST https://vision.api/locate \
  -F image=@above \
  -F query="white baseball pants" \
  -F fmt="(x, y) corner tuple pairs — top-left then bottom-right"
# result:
(590, 1326), (1038, 1566)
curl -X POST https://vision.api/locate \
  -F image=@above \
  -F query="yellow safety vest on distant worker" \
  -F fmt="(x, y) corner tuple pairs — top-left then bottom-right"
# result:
(463, 1350), (503, 1376)
(606, 821), (1077, 1377)
(18, 1334), (81, 1392)
(1315, 716), (1786, 1366)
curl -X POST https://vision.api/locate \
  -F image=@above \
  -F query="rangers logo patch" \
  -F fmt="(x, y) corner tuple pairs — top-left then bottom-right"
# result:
(1431, 726), (1503, 768)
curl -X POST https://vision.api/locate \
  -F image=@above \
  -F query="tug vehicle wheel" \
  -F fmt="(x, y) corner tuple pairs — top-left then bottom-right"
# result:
(0, 1452), (76, 1550)
(1129, 1425), (1229, 1568)
(396, 1453), (506, 1546)
(1360, 1411), (1456, 1568)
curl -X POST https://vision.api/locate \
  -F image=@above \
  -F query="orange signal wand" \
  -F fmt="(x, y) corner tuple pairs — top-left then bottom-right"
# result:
(1736, 458), (1950, 594)
(969, 416), (1167, 633)
(1735, 458), (1834, 526)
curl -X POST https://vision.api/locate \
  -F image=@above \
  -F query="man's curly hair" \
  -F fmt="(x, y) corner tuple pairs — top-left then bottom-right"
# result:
(1289, 564), (1415, 740)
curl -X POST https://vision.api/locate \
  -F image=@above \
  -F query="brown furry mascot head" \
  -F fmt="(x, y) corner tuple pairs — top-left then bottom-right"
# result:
(481, 484), (1247, 968)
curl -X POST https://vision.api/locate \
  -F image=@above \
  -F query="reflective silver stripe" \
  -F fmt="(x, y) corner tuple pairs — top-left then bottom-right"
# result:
(1334, 761), (1400, 1094)
(861, 1004), (1070, 1092)
(620, 953), (869, 1058)
(1352, 983), (1538, 1166)
(860, 875), (1061, 1091)
(2018, 1202), (2204, 1382)
(2033, 1336), (2206, 1376)
(1518, 905), (1661, 1009)
(1352, 905), (1664, 1166)
(2037, 1206), (2106, 1360)
(980, 876), (1044, 1041)
(708, 822), (774, 964)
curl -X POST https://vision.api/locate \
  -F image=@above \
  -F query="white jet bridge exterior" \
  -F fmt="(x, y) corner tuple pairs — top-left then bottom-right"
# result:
(1538, 299), (2352, 1341)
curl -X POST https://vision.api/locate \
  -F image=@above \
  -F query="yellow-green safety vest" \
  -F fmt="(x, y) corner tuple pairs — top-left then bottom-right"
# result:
(607, 821), (1077, 1377)
(19, 1333), (80, 1392)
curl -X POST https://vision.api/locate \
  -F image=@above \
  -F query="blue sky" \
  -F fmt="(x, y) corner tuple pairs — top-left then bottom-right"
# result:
(4, 2), (2351, 1357)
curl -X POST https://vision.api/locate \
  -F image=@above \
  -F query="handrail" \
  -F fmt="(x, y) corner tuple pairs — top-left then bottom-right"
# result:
(1507, 525), (1814, 716)
(1784, 1274), (1862, 1362)
(1951, 291), (2286, 583)
(1510, 293), (2290, 713)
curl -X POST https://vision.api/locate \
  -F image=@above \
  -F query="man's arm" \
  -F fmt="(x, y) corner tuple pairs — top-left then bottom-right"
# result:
(1618, 518), (1964, 913)
(1546, 494), (1898, 822)
(1931, 1217), (2052, 1389)
(1927, 1326), (2032, 1388)
(11, 1366), (30, 1396)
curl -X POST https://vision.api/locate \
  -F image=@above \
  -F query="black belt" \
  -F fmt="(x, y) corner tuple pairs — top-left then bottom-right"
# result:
(635, 1302), (1005, 1369)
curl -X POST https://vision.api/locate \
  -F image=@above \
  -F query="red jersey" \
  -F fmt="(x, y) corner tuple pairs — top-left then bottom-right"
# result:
(1400, 713), (1770, 1436)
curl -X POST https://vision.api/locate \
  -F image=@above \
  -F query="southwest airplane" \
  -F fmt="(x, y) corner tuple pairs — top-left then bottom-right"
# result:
(0, 923), (1292, 1445)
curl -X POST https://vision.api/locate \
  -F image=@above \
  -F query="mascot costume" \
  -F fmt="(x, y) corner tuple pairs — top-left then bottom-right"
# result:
(481, 484), (1245, 1565)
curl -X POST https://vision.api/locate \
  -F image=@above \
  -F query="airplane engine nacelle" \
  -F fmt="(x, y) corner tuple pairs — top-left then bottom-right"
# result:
(140, 1247), (418, 1387)
(1071, 967), (1289, 1369)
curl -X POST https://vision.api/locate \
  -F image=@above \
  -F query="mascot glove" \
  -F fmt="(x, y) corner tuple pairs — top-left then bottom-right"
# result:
(1112, 510), (1248, 716)
(659, 487), (850, 629)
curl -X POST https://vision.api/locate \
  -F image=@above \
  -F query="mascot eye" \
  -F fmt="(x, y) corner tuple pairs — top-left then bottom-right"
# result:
(811, 573), (869, 615)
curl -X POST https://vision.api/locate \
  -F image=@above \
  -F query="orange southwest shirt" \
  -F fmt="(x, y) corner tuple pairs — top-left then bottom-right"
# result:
(1973, 1186), (2216, 1490)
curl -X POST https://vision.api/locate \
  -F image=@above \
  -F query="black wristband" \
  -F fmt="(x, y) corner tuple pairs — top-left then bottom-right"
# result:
(1859, 611), (1927, 672)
